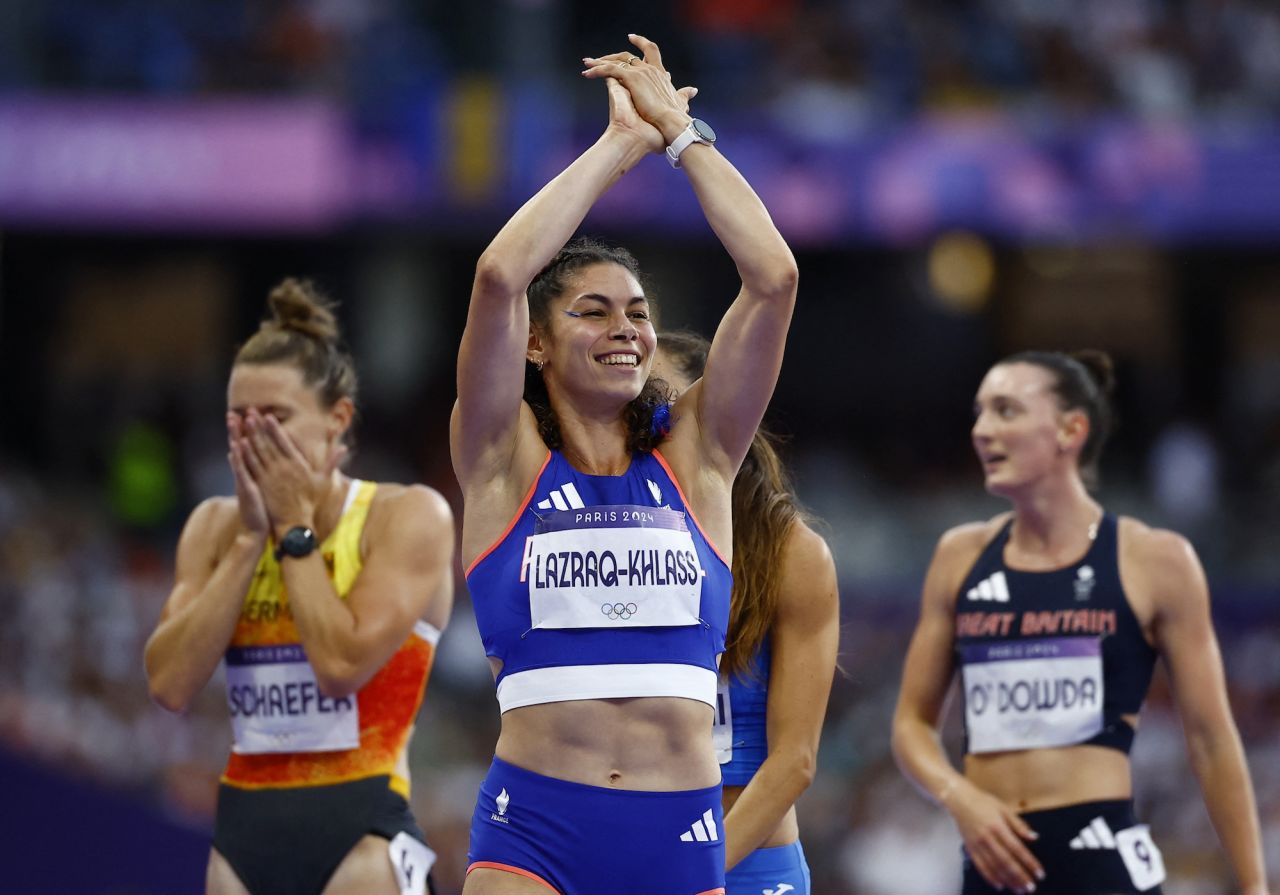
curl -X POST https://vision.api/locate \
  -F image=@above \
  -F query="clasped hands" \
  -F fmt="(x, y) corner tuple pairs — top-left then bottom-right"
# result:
(582, 33), (699, 155)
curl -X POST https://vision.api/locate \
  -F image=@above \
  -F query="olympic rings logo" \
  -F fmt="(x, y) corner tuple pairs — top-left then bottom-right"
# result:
(601, 602), (639, 620)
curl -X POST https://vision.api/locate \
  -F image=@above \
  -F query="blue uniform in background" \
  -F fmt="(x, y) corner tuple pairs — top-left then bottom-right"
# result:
(717, 640), (813, 895)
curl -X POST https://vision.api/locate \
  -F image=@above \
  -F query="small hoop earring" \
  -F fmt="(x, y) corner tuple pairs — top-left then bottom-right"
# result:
(535, 360), (545, 372)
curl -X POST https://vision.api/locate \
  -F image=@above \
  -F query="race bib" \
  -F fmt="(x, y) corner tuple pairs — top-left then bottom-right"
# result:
(1116, 825), (1165, 891)
(388, 832), (436, 895)
(225, 644), (360, 754)
(961, 637), (1103, 753)
(713, 678), (734, 764)
(522, 505), (703, 630)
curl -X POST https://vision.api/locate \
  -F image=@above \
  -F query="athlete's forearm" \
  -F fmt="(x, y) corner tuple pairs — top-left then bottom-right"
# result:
(667, 137), (797, 302)
(891, 715), (970, 811)
(276, 553), (370, 698)
(722, 749), (812, 869)
(1188, 724), (1269, 892)
(474, 131), (648, 298)
(145, 531), (264, 712)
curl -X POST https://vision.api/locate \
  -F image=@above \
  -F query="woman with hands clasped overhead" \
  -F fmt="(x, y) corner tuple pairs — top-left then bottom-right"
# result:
(145, 280), (454, 895)
(891, 350), (1270, 895)
(454, 34), (797, 895)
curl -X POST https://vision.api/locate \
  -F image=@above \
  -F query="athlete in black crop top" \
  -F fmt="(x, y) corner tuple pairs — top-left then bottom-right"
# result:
(891, 351), (1270, 895)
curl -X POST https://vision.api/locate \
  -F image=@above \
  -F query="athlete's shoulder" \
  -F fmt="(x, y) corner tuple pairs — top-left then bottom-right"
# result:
(779, 519), (838, 619)
(934, 512), (1010, 562)
(784, 519), (834, 570)
(1117, 515), (1203, 587)
(370, 482), (454, 531)
(186, 496), (241, 540)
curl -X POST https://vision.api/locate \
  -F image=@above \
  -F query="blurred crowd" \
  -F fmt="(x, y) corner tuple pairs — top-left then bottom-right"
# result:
(2, 444), (1278, 893)
(3, 0), (1279, 124)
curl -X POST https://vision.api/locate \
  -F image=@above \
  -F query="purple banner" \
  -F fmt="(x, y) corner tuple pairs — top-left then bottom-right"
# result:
(535, 505), (688, 533)
(2, 93), (1280, 241)
(0, 96), (352, 230)
(962, 637), (1101, 664)
(225, 644), (307, 666)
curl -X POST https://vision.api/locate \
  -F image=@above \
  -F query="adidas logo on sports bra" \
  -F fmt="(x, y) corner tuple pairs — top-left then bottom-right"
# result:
(536, 482), (586, 511)
(536, 478), (667, 512)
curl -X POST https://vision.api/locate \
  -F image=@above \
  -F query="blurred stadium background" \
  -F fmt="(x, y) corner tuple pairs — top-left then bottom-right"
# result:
(2, 1), (1279, 892)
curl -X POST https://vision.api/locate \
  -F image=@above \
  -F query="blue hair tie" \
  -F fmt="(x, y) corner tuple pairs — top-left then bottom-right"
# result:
(650, 402), (672, 438)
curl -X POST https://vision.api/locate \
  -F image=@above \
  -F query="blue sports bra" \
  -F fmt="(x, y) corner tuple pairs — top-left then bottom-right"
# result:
(714, 640), (770, 786)
(466, 449), (733, 714)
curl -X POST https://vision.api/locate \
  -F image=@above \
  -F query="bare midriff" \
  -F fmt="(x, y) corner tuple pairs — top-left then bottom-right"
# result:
(964, 714), (1139, 812)
(495, 697), (720, 791)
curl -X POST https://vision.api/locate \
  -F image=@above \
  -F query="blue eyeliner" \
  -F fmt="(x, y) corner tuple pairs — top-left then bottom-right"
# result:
(563, 310), (583, 318)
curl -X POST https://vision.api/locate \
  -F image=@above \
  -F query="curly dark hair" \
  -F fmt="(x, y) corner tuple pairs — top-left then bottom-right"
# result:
(525, 237), (671, 453)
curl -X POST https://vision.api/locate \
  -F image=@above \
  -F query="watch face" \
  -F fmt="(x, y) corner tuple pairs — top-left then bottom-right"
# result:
(281, 526), (316, 556)
(691, 118), (716, 143)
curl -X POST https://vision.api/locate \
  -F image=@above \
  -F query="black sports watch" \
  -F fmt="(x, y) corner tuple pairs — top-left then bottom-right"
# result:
(665, 118), (716, 168)
(274, 526), (317, 561)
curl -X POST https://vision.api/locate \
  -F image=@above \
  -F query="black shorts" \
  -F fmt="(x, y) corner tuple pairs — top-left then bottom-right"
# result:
(213, 775), (434, 895)
(962, 800), (1164, 895)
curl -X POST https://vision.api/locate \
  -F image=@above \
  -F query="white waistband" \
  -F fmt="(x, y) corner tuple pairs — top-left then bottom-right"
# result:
(496, 663), (717, 713)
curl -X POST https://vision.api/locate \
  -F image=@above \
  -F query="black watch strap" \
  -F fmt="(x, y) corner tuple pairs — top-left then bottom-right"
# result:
(274, 526), (317, 561)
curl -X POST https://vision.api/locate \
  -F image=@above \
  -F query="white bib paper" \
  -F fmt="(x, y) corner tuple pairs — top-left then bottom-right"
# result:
(388, 832), (437, 895)
(1116, 825), (1166, 891)
(225, 643), (360, 754)
(713, 678), (734, 764)
(522, 505), (703, 630)
(962, 637), (1103, 753)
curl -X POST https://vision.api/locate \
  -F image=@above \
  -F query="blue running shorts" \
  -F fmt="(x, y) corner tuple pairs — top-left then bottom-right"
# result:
(468, 756), (725, 895)
(726, 841), (811, 895)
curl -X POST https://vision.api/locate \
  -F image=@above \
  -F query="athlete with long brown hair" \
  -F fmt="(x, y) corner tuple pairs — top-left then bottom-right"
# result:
(656, 330), (839, 895)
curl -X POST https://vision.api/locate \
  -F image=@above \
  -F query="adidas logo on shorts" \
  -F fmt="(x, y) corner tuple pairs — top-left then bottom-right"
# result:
(679, 809), (719, 843)
(1070, 815), (1116, 850)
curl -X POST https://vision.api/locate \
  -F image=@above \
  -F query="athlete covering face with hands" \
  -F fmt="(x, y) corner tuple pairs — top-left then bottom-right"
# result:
(454, 34), (797, 895)
(145, 280), (454, 895)
(891, 350), (1270, 895)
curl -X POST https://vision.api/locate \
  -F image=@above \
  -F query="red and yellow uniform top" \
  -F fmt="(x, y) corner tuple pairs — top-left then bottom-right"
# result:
(221, 479), (438, 799)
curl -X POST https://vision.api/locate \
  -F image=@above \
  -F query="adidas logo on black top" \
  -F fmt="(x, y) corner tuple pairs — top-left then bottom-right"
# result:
(967, 571), (1010, 602)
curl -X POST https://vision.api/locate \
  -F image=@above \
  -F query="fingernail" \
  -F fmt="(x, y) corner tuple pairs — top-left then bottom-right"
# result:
(1036, 871), (1045, 881)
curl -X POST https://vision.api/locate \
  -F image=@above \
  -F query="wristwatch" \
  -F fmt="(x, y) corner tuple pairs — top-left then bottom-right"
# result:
(274, 526), (317, 561)
(665, 118), (717, 169)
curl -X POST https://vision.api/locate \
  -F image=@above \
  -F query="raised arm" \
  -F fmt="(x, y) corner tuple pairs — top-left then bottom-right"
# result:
(891, 523), (1044, 893)
(722, 523), (838, 869)
(452, 75), (688, 490)
(144, 497), (262, 713)
(1137, 528), (1271, 895)
(145, 417), (277, 712)
(586, 35), (798, 475)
